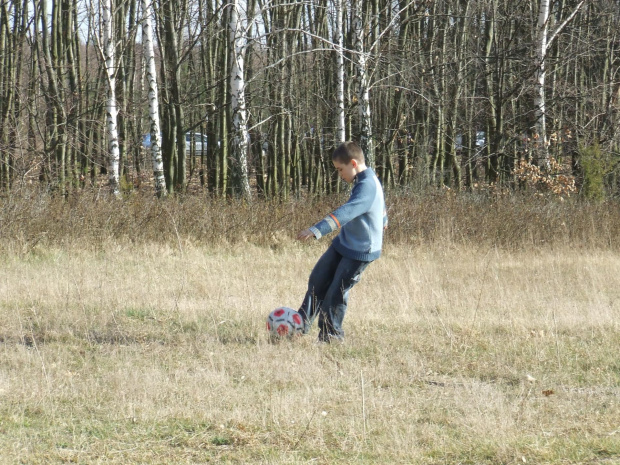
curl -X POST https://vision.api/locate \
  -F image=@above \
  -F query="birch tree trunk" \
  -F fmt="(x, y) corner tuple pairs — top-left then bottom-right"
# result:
(228, 0), (251, 200)
(352, 0), (374, 167)
(534, 0), (586, 169)
(102, 0), (120, 196)
(334, 0), (345, 143)
(141, 0), (166, 196)
(534, 0), (550, 168)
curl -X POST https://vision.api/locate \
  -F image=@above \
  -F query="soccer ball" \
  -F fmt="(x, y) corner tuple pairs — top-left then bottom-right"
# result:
(266, 307), (304, 340)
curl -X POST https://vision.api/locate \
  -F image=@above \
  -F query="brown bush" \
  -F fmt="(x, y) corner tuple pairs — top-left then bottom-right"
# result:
(1, 186), (620, 252)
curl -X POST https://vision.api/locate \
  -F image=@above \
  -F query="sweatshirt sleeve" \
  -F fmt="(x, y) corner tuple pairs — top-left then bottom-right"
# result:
(309, 181), (374, 240)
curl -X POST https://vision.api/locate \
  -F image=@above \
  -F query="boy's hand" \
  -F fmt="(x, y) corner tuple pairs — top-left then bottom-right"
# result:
(296, 229), (315, 241)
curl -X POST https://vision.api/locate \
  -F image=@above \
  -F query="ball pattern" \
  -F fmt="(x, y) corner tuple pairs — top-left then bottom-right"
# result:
(266, 307), (304, 340)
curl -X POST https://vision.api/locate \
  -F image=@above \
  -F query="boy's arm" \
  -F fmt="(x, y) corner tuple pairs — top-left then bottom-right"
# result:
(308, 182), (374, 240)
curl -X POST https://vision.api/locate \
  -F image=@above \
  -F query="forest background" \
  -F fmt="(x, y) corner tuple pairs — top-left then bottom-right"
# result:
(0, 0), (618, 199)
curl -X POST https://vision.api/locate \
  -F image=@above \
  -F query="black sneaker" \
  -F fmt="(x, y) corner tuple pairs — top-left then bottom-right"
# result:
(317, 334), (344, 344)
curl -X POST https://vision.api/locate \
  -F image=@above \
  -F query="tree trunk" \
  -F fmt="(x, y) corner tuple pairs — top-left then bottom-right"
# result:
(334, 0), (346, 143)
(39, 0), (68, 192)
(533, 0), (550, 168)
(228, 0), (252, 199)
(534, 0), (586, 169)
(141, 0), (166, 196)
(352, 0), (374, 167)
(102, 0), (121, 196)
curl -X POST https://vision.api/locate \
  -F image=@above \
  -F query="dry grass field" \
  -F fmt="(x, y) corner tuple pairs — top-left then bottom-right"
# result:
(1, 192), (619, 463)
(1, 240), (619, 464)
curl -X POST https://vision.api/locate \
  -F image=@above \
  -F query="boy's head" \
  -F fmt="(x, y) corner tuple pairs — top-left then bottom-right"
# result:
(332, 141), (365, 165)
(332, 141), (367, 184)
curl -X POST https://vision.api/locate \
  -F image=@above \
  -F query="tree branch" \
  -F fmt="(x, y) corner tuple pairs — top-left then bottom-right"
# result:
(546, 0), (587, 51)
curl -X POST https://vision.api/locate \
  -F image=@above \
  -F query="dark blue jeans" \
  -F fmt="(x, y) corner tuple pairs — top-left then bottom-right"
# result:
(298, 244), (371, 342)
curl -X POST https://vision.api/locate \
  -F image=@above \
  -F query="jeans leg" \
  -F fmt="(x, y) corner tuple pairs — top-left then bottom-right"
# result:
(318, 257), (370, 341)
(297, 246), (341, 334)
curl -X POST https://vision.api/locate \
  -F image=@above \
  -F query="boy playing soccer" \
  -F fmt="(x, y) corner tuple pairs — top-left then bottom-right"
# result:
(296, 141), (387, 343)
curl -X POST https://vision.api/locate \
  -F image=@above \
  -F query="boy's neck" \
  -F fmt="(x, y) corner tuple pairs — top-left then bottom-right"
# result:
(354, 163), (368, 177)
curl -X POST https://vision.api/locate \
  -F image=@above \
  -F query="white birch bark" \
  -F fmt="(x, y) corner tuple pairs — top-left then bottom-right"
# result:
(534, 0), (550, 167)
(334, 0), (346, 143)
(229, 0), (252, 200)
(102, 0), (120, 196)
(352, 0), (374, 167)
(141, 0), (166, 196)
(534, 0), (587, 168)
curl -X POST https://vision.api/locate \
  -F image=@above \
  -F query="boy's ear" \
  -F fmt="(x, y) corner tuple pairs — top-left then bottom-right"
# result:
(351, 159), (358, 168)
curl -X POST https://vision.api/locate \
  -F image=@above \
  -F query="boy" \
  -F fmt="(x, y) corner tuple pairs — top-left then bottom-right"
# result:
(296, 141), (387, 343)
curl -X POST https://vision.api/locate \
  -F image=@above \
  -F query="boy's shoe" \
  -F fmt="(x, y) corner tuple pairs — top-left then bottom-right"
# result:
(317, 334), (344, 345)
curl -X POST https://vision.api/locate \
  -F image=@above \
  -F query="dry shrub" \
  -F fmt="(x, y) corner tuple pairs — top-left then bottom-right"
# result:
(384, 190), (620, 249)
(513, 157), (577, 199)
(2, 186), (620, 252)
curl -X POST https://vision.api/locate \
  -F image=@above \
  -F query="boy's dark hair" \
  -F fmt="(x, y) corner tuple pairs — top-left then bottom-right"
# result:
(332, 141), (365, 164)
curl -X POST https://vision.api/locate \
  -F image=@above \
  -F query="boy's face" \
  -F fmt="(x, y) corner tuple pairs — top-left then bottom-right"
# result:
(333, 159), (359, 184)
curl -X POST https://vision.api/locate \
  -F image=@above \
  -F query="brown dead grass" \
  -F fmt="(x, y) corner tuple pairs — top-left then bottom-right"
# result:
(0, 237), (619, 464)
(2, 187), (620, 252)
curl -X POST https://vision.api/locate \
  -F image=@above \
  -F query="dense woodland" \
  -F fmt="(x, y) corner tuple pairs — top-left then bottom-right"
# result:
(0, 0), (618, 199)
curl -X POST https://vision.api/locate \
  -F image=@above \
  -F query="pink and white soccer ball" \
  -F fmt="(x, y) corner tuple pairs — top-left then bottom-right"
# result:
(266, 307), (303, 339)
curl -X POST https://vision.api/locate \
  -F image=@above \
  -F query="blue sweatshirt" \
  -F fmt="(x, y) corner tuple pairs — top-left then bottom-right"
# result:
(309, 168), (387, 261)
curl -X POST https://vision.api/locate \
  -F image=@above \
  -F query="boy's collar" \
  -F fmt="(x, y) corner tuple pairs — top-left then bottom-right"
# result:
(355, 167), (372, 181)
